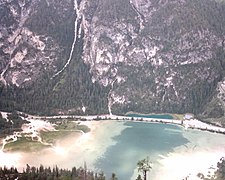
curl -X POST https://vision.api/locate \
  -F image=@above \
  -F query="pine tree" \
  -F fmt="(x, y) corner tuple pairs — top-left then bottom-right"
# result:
(136, 174), (142, 180)
(137, 156), (152, 180)
(110, 173), (118, 180)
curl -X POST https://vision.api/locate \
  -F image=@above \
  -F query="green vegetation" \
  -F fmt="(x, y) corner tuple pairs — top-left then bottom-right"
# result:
(0, 164), (107, 180)
(0, 40), (110, 115)
(137, 157), (152, 180)
(1, 155), (225, 180)
(4, 136), (48, 152)
(0, 0), (110, 115)
(110, 173), (118, 180)
(40, 120), (90, 144)
(136, 174), (142, 180)
(126, 113), (174, 120)
(49, 119), (91, 133)
(1, 0), (225, 126)
(40, 131), (79, 145)
(197, 157), (225, 180)
(213, 157), (225, 180)
(0, 111), (29, 137)
(0, 156), (153, 180)
(199, 96), (225, 127)
(2, 118), (91, 152)
(171, 114), (184, 120)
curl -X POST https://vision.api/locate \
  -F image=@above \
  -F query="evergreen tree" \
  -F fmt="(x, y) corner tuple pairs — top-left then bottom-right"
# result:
(110, 173), (118, 180)
(214, 157), (225, 180)
(137, 156), (152, 180)
(136, 174), (142, 180)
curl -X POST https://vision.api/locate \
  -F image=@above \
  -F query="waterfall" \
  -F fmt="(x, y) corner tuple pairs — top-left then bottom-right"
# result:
(107, 80), (117, 115)
(0, 63), (10, 85)
(52, 0), (82, 78)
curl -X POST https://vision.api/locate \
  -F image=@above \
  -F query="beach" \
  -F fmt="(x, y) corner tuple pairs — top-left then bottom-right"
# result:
(0, 120), (128, 171)
(150, 129), (225, 180)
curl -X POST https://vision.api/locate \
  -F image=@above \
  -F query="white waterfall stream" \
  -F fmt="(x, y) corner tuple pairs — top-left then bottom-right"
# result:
(0, 63), (9, 86)
(52, 0), (82, 78)
(107, 80), (117, 115)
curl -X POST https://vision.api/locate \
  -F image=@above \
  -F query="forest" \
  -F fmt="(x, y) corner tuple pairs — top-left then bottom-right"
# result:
(0, 157), (225, 180)
(0, 111), (28, 137)
(0, 164), (110, 180)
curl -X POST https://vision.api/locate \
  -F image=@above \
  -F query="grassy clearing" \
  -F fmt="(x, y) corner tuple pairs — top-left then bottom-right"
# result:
(171, 114), (184, 120)
(4, 136), (49, 152)
(76, 124), (91, 133)
(40, 130), (81, 144)
(3, 120), (91, 152)
(40, 121), (90, 144)
(50, 120), (91, 133)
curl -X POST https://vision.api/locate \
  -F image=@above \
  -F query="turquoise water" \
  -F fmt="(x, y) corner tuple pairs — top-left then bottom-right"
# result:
(95, 122), (188, 179)
(127, 114), (174, 119)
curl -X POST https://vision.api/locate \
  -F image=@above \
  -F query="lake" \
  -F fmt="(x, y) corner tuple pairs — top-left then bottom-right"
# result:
(94, 121), (225, 180)
(95, 122), (187, 179)
(1, 120), (225, 180)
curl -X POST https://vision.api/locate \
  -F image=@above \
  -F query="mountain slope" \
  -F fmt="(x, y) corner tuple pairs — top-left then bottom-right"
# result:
(1, 0), (225, 124)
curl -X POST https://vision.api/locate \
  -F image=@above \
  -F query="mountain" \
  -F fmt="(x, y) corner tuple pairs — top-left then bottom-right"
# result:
(1, 0), (225, 125)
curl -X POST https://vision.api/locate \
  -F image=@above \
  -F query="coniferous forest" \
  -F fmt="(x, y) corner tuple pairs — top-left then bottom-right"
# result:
(0, 164), (109, 180)
(0, 158), (225, 180)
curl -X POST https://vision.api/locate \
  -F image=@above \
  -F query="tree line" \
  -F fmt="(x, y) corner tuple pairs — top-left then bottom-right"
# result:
(0, 164), (113, 180)
(0, 111), (28, 137)
(1, 156), (224, 180)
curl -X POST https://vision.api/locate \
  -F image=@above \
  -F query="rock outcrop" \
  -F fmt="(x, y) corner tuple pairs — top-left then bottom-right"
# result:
(1, 0), (225, 123)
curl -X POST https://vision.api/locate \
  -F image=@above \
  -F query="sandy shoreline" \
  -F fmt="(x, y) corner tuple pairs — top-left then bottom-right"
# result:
(149, 128), (225, 180)
(0, 120), (128, 171)
(18, 111), (225, 135)
(153, 149), (223, 180)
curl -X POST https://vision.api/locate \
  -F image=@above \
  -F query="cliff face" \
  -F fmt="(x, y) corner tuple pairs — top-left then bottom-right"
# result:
(1, 0), (225, 122)
(82, 0), (225, 115)
(0, 0), (74, 86)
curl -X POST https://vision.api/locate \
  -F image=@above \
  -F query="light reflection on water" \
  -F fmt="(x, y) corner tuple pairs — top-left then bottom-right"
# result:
(95, 122), (188, 180)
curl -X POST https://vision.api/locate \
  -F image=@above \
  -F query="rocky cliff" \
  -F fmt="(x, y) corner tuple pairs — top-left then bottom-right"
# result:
(1, 0), (225, 124)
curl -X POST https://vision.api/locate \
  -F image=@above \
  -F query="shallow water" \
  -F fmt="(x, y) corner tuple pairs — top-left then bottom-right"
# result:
(2, 120), (225, 180)
(95, 122), (188, 179)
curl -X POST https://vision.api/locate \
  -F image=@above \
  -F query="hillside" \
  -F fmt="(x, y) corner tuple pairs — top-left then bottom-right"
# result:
(1, 0), (225, 125)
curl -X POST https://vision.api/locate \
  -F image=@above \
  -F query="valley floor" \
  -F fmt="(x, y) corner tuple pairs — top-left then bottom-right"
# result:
(24, 112), (225, 135)
(1, 112), (225, 180)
